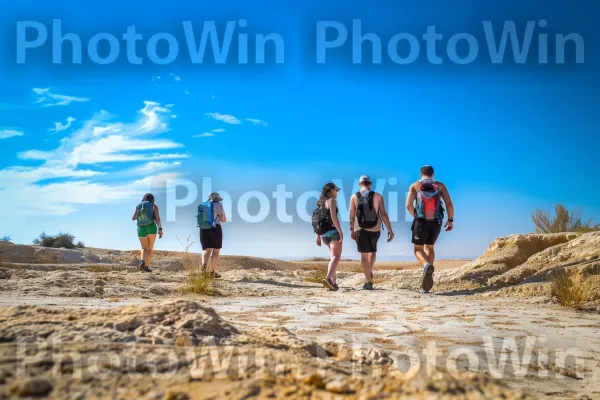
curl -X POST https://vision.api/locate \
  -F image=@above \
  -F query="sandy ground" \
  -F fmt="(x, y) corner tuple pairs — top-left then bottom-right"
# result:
(1, 239), (599, 399)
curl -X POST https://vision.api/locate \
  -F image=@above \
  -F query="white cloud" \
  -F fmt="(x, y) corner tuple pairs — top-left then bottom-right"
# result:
(184, 89), (191, 95)
(211, 128), (225, 133)
(50, 116), (76, 133)
(169, 73), (182, 81)
(193, 132), (215, 138)
(1, 101), (187, 220)
(205, 112), (241, 125)
(33, 88), (90, 107)
(0, 129), (24, 139)
(246, 118), (268, 127)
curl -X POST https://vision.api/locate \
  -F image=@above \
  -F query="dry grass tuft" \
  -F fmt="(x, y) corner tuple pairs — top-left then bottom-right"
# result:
(549, 268), (597, 308)
(304, 265), (327, 283)
(178, 236), (218, 296)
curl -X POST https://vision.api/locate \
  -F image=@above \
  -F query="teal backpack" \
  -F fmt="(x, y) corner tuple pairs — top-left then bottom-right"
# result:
(136, 201), (155, 226)
(197, 201), (216, 230)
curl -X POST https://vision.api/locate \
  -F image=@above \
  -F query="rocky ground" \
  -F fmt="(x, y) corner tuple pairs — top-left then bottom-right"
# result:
(0, 233), (599, 399)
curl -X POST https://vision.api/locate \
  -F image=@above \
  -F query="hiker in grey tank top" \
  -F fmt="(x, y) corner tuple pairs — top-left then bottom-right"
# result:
(349, 175), (395, 290)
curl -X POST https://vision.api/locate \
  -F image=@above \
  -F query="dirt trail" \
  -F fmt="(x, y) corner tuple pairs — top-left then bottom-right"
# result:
(0, 235), (599, 399)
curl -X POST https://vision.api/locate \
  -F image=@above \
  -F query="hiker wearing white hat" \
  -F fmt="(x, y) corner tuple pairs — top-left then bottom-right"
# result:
(349, 175), (394, 290)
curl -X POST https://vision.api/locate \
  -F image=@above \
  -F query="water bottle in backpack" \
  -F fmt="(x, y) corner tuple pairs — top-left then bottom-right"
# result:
(136, 201), (155, 227)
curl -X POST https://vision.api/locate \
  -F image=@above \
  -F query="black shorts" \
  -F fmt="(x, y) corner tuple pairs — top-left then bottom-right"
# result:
(356, 230), (381, 253)
(411, 219), (442, 246)
(200, 225), (223, 250)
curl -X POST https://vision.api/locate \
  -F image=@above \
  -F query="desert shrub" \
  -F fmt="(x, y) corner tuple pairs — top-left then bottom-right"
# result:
(0, 236), (11, 242)
(532, 204), (599, 234)
(178, 236), (217, 296)
(304, 265), (328, 283)
(32, 232), (84, 249)
(549, 268), (596, 308)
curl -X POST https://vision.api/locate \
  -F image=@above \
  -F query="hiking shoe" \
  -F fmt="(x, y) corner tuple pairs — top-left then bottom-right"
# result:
(209, 270), (222, 279)
(363, 282), (374, 291)
(201, 263), (208, 274)
(322, 277), (335, 291)
(421, 264), (435, 293)
(141, 265), (152, 273)
(139, 260), (146, 272)
(333, 282), (340, 291)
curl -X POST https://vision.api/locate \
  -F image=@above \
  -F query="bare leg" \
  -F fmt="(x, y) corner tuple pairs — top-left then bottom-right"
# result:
(424, 245), (436, 264)
(138, 237), (149, 264)
(146, 234), (157, 266)
(414, 245), (429, 267)
(368, 252), (377, 278)
(202, 249), (212, 269)
(361, 253), (373, 282)
(211, 249), (221, 271)
(326, 240), (342, 284)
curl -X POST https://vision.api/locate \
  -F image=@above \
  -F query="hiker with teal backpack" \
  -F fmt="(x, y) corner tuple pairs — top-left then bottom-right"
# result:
(349, 175), (395, 290)
(406, 165), (454, 293)
(197, 192), (227, 278)
(312, 182), (343, 291)
(132, 193), (163, 273)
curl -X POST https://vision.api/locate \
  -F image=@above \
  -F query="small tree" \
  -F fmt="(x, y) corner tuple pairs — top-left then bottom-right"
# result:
(0, 236), (11, 242)
(532, 204), (599, 233)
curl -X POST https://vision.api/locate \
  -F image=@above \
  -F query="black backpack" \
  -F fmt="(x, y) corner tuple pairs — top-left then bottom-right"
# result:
(356, 191), (379, 229)
(312, 206), (334, 235)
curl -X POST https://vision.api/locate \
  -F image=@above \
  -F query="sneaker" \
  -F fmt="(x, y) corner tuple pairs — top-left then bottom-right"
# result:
(333, 283), (340, 291)
(141, 265), (152, 273)
(201, 263), (208, 274)
(209, 270), (222, 279)
(363, 282), (374, 291)
(421, 264), (435, 293)
(322, 277), (335, 291)
(139, 260), (146, 272)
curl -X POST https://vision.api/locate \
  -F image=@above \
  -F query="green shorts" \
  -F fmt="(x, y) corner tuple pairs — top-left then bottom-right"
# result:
(137, 223), (158, 238)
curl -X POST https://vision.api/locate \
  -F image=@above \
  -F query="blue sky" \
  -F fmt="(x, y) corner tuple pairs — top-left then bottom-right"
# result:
(0, 0), (598, 259)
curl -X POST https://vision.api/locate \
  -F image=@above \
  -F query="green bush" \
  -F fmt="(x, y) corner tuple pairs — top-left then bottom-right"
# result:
(33, 232), (84, 249)
(0, 236), (11, 242)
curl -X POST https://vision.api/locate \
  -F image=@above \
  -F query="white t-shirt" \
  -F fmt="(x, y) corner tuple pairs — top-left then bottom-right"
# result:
(213, 202), (225, 225)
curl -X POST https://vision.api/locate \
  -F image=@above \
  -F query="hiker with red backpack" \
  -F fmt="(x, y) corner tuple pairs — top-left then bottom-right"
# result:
(406, 165), (454, 293)
(349, 175), (395, 290)
(312, 182), (343, 291)
(132, 193), (163, 273)
(197, 192), (227, 278)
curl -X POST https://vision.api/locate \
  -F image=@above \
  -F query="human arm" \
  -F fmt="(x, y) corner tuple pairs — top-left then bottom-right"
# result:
(316, 234), (322, 247)
(406, 184), (417, 218)
(132, 208), (137, 221)
(154, 205), (164, 238)
(349, 194), (357, 241)
(439, 182), (454, 231)
(376, 193), (394, 242)
(328, 198), (343, 241)
(217, 203), (227, 222)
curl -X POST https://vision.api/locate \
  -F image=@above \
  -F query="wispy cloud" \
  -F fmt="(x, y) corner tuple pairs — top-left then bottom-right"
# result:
(169, 73), (182, 81)
(33, 88), (90, 107)
(50, 116), (76, 133)
(1, 101), (187, 220)
(184, 89), (191, 95)
(205, 112), (241, 125)
(246, 118), (268, 127)
(193, 132), (215, 138)
(211, 128), (225, 133)
(0, 129), (24, 139)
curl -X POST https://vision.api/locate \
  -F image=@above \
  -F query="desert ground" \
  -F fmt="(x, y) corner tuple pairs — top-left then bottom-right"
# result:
(0, 232), (599, 399)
